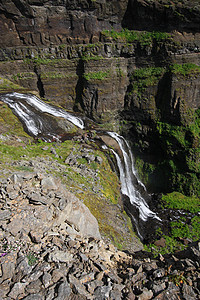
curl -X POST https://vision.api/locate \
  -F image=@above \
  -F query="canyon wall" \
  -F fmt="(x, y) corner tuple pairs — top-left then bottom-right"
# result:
(1, 0), (200, 195)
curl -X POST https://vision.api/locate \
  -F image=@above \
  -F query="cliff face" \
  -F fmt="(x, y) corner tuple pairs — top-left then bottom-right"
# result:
(123, 0), (200, 32)
(1, 0), (200, 195)
(0, 0), (127, 47)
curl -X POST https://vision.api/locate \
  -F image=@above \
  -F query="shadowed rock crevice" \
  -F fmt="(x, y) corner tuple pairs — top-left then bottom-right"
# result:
(12, 0), (33, 18)
(34, 66), (45, 98)
(74, 59), (85, 112)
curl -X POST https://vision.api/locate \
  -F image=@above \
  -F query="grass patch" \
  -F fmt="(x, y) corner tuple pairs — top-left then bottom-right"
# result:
(0, 102), (31, 138)
(24, 57), (62, 66)
(130, 67), (165, 96)
(12, 72), (35, 81)
(83, 70), (110, 81)
(102, 28), (171, 45)
(27, 253), (38, 266)
(145, 192), (200, 256)
(82, 55), (104, 61)
(0, 77), (26, 91)
(156, 121), (188, 148)
(169, 63), (200, 76)
(161, 192), (200, 213)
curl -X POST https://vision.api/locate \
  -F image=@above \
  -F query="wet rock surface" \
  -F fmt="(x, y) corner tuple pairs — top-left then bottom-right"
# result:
(0, 172), (199, 299)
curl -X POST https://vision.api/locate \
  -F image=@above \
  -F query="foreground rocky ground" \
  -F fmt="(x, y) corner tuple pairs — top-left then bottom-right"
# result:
(0, 171), (199, 299)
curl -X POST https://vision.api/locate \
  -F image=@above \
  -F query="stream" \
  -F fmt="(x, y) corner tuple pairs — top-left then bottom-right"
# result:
(0, 92), (162, 241)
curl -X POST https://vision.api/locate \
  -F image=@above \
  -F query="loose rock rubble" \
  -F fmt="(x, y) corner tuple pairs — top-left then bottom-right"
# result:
(0, 172), (199, 299)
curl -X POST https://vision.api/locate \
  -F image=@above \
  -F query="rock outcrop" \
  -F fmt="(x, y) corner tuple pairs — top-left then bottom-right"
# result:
(0, 0), (200, 117)
(0, 172), (101, 240)
(0, 0), (128, 48)
(0, 172), (200, 299)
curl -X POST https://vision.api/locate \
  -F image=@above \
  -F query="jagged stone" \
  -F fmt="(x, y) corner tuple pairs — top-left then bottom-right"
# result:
(56, 194), (101, 240)
(28, 192), (49, 205)
(152, 282), (166, 295)
(69, 274), (92, 298)
(0, 210), (11, 220)
(51, 269), (65, 284)
(138, 288), (153, 300)
(1, 252), (17, 282)
(93, 284), (112, 300)
(23, 294), (44, 300)
(153, 268), (166, 279)
(29, 230), (43, 243)
(45, 287), (55, 300)
(41, 272), (52, 288)
(86, 279), (103, 294)
(132, 272), (146, 284)
(7, 190), (19, 200)
(54, 280), (72, 300)
(182, 284), (197, 300)
(22, 269), (43, 284)
(25, 278), (43, 294)
(0, 165), (199, 300)
(41, 176), (58, 191)
(15, 256), (32, 281)
(48, 250), (74, 263)
(0, 279), (11, 299)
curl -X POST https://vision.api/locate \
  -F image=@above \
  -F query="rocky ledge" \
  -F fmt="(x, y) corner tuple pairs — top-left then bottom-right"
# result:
(0, 172), (199, 299)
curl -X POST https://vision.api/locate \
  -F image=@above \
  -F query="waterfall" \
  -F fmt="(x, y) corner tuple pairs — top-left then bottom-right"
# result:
(0, 92), (84, 132)
(107, 132), (161, 222)
(0, 92), (161, 239)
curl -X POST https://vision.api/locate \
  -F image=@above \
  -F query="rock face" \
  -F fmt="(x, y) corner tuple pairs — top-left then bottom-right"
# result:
(0, 172), (200, 299)
(123, 0), (200, 32)
(0, 0), (128, 47)
(0, 0), (200, 116)
(0, 172), (101, 240)
(0, 0), (200, 194)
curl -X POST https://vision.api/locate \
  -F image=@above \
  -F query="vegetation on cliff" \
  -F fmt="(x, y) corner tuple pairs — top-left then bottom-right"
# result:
(102, 28), (171, 45)
(0, 100), (140, 252)
(0, 0), (200, 258)
(145, 192), (200, 255)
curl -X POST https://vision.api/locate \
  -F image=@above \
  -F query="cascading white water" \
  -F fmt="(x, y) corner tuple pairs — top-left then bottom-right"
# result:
(0, 92), (161, 235)
(1, 92), (84, 131)
(108, 132), (161, 222)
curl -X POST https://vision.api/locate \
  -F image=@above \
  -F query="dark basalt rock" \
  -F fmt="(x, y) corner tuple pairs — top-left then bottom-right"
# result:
(0, 0), (128, 47)
(123, 0), (200, 33)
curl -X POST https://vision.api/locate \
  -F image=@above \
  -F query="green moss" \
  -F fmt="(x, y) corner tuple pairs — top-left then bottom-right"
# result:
(102, 28), (171, 45)
(135, 157), (156, 186)
(82, 55), (104, 61)
(12, 72), (35, 81)
(77, 157), (88, 165)
(145, 213), (200, 256)
(99, 158), (120, 205)
(145, 191), (200, 255)
(161, 191), (200, 213)
(144, 235), (185, 256)
(58, 44), (66, 50)
(171, 216), (200, 241)
(83, 70), (110, 81)
(0, 102), (30, 138)
(27, 253), (38, 266)
(130, 67), (165, 96)
(0, 77), (26, 92)
(169, 63), (200, 76)
(156, 121), (188, 148)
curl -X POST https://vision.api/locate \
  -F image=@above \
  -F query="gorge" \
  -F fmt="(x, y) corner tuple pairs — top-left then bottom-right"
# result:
(0, 0), (200, 298)
(0, 92), (161, 242)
